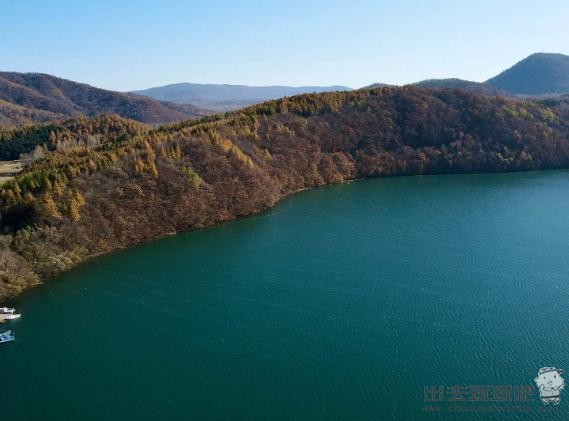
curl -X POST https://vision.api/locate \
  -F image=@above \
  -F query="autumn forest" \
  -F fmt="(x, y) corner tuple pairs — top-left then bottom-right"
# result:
(1, 86), (569, 301)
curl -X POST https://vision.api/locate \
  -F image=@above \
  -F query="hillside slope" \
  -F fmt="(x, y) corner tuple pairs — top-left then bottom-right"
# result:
(0, 72), (210, 126)
(132, 83), (351, 111)
(486, 53), (569, 95)
(1, 87), (569, 301)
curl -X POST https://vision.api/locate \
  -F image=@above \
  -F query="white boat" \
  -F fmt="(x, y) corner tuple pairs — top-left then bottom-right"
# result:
(0, 307), (15, 314)
(4, 314), (20, 321)
(0, 330), (15, 344)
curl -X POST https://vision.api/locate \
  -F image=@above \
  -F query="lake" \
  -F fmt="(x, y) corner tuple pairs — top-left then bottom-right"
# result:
(3, 171), (569, 420)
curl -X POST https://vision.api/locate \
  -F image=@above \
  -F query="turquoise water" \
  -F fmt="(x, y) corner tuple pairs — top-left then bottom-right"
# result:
(3, 172), (569, 420)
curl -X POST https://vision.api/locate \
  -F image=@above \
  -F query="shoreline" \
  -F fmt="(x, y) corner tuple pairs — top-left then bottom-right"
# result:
(3, 167), (569, 305)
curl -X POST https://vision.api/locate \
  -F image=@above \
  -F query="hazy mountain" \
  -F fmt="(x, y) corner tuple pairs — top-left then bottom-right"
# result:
(486, 53), (569, 96)
(132, 83), (352, 111)
(0, 72), (210, 126)
(412, 78), (505, 96)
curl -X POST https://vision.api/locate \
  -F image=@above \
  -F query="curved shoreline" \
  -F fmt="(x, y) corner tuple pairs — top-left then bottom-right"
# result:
(3, 168), (568, 305)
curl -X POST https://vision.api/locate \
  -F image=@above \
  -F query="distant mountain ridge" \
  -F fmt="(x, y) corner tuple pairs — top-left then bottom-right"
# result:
(132, 83), (352, 111)
(3, 52), (569, 127)
(386, 53), (569, 98)
(0, 72), (210, 126)
(486, 53), (569, 95)
(132, 52), (569, 109)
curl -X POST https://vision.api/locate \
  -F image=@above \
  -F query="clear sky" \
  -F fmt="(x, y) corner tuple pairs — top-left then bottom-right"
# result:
(1, 0), (568, 91)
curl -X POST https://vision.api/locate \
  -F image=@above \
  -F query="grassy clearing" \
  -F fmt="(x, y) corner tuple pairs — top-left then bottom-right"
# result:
(0, 160), (23, 184)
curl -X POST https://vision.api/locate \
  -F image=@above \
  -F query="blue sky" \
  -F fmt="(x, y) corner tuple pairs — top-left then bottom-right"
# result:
(1, 0), (568, 91)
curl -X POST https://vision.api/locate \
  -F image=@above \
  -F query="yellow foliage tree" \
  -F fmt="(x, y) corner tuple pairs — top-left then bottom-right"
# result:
(73, 190), (86, 206)
(69, 200), (81, 222)
(147, 160), (159, 178)
(53, 178), (65, 195)
(66, 190), (86, 222)
(42, 193), (61, 219)
(134, 158), (145, 174)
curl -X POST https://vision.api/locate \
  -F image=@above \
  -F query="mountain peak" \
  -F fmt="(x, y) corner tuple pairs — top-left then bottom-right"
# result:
(486, 52), (569, 95)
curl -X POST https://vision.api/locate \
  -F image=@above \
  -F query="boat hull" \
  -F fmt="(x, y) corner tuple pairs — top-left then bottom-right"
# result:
(0, 330), (15, 344)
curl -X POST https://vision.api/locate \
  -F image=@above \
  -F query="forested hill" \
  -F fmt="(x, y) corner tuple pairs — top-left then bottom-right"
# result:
(1, 86), (569, 301)
(0, 72), (210, 127)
